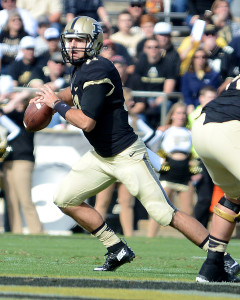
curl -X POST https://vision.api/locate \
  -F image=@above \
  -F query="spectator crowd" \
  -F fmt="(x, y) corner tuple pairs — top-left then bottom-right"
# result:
(0, 0), (240, 236)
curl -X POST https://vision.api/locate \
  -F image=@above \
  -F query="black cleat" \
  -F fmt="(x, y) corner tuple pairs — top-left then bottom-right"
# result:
(224, 253), (240, 276)
(196, 258), (240, 283)
(94, 244), (135, 271)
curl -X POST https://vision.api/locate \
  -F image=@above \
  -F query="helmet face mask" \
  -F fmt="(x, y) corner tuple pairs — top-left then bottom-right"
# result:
(61, 16), (103, 65)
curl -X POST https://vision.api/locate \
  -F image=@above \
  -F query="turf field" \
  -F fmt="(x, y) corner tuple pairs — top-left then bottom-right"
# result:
(0, 233), (239, 299)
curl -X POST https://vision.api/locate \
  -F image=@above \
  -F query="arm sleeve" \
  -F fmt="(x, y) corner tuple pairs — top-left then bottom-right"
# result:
(136, 118), (154, 143)
(81, 83), (112, 120)
(146, 129), (164, 153)
(0, 115), (20, 141)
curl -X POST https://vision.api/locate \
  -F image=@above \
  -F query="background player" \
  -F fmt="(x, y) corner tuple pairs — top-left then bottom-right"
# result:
(193, 74), (240, 282)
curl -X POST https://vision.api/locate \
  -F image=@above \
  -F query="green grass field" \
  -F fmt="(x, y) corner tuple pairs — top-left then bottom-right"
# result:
(0, 233), (239, 299)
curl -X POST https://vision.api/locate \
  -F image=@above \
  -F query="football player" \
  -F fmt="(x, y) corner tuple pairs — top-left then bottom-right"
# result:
(31, 16), (240, 277)
(193, 74), (240, 282)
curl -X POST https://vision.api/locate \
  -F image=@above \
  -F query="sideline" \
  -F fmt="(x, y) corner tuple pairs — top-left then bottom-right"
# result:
(0, 276), (240, 295)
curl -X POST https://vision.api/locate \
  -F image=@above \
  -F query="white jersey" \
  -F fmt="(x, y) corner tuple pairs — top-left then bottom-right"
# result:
(0, 114), (20, 142)
(128, 116), (162, 171)
(147, 126), (192, 154)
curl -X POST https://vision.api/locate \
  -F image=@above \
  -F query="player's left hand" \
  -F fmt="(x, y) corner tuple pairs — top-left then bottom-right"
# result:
(35, 84), (59, 108)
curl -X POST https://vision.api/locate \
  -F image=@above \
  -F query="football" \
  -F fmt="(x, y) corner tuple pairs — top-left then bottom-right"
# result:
(23, 102), (53, 132)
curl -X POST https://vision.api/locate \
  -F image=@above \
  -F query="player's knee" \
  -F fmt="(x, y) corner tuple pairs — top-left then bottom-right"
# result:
(54, 187), (86, 208)
(145, 201), (175, 226)
(53, 187), (70, 208)
(53, 194), (65, 208)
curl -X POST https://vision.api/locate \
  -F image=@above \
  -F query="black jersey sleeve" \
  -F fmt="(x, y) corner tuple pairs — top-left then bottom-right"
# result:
(81, 83), (112, 120)
(81, 57), (115, 83)
(203, 74), (240, 123)
(71, 56), (124, 121)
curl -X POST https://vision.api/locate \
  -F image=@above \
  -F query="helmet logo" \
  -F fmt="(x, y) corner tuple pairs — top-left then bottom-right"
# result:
(93, 23), (102, 35)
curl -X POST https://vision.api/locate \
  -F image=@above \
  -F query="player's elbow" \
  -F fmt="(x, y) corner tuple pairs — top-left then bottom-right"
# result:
(83, 124), (95, 132)
(82, 119), (96, 132)
(68, 110), (96, 132)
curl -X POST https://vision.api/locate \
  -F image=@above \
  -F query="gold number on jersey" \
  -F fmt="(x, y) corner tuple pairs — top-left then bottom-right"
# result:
(73, 94), (81, 109)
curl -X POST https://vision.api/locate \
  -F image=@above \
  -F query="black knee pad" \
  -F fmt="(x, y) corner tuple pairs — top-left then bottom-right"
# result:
(219, 197), (240, 214)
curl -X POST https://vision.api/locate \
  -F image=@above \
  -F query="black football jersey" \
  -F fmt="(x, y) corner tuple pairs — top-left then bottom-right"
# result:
(203, 74), (240, 124)
(70, 56), (137, 157)
(134, 53), (178, 92)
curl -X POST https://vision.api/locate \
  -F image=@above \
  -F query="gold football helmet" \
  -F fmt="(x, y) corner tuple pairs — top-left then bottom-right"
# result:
(61, 16), (103, 65)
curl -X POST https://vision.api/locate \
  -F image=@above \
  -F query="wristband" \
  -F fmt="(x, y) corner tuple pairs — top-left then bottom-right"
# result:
(54, 101), (71, 119)
(52, 99), (61, 109)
